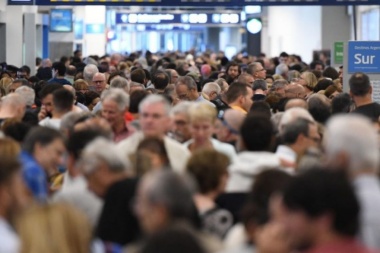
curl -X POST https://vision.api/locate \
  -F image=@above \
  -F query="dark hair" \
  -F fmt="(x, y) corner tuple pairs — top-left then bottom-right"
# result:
(331, 93), (352, 114)
(60, 56), (69, 65)
(2, 121), (32, 143)
(0, 139), (21, 186)
(280, 52), (289, 58)
(53, 88), (74, 113)
(241, 114), (274, 151)
(283, 169), (360, 236)
(65, 65), (77, 76)
(23, 127), (63, 154)
(313, 79), (333, 93)
(135, 137), (170, 175)
(12, 78), (31, 87)
(281, 118), (312, 145)
(312, 70), (322, 79)
(66, 129), (106, 160)
(186, 149), (229, 194)
(349, 72), (371, 96)
(242, 170), (292, 226)
(38, 84), (63, 100)
(129, 90), (149, 114)
(52, 61), (66, 76)
(84, 91), (100, 107)
(143, 69), (151, 81)
(225, 61), (241, 77)
(131, 69), (146, 84)
(152, 71), (169, 90)
(225, 82), (248, 103)
(249, 101), (271, 119)
(253, 79), (267, 91)
(323, 66), (339, 80)
(107, 71), (127, 84)
(308, 96), (331, 124)
(20, 65), (31, 75)
(310, 60), (324, 71)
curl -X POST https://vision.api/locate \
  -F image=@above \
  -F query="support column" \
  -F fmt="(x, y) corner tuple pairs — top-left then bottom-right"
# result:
(5, 6), (24, 66)
(24, 13), (36, 75)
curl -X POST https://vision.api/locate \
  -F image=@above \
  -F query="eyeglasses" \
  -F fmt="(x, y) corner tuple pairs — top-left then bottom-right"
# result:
(217, 110), (239, 135)
(93, 80), (105, 84)
(256, 68), (266, 72)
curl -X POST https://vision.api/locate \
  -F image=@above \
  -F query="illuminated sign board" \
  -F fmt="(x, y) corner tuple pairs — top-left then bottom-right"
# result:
(115, 13), (241, 25)
(8, 0), (34, 4)
(28, 0), (378, 6)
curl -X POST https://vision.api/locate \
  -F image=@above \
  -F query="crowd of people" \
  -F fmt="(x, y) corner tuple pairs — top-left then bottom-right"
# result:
(0, 49), (380, 253)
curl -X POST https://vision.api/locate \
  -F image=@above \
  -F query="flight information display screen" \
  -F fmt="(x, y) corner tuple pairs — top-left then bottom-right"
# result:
(31, 0), (379, 5)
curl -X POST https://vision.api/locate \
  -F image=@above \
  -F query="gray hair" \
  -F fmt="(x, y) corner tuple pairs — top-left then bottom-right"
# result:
(83, 64), (99, 82)
(139, 94), (171, 116)
(176, 76), (197, 90)
(1, 93), (26, 107)
(101, 88), (130, 111)
(170, 101), (194, 118)
(253, 79), (267, 91)
(80, 137), (130, 175)
(110, 76), (130, 93)
(202, 82), (221, 96)
(279, 107), (314, 134)
(324, 114), (380, 172)
(247, 62), (263, 75)
(215, 78), (228, 92)
(143, 170), (195, 220)
(270, 79), (288, 92)
(15, 86), (35, 107)
(60, 111), (93, 134)
(275, 63), (289, 75)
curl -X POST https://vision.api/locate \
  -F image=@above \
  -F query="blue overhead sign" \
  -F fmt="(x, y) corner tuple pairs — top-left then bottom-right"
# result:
(8, 0), (34, 4)
(348, 41), (380, 74)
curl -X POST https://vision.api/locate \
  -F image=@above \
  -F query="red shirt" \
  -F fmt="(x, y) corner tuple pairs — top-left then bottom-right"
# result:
(304, 239), (376, 253)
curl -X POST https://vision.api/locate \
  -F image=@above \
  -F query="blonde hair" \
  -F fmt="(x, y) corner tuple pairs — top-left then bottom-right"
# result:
(73, 79), (89, 91)
(17, 203), (92, 253)
(301, 71), (318, 89)
(0, 77), (14, 95)
(188, 102), (217, 124)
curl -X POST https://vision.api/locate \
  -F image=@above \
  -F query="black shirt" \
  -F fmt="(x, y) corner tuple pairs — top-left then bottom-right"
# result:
(352, 102), (380, 122)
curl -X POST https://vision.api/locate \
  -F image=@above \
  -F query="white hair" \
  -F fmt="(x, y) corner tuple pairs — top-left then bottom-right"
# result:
(324, 114), (379, 172)
(15, 86), (35, 107)
(279, 107), (314, 134)
(139, 94), (171, 116)
(83, 64), (99, 82)
(202, 82), (221, 96)
(101, 88), (130, 111)
(80, 137), (130, 175)
(170, 101), (194, 118)
(1, 93), (26, 107)
(110, 76), (130, 93)
(275, 63), (289, 75)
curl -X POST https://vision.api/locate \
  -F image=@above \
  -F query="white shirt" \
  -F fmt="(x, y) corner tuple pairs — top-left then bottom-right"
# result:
(39, 118), (61, 130)
(275, 145), (297, 164)
(0, 218), (20, 253)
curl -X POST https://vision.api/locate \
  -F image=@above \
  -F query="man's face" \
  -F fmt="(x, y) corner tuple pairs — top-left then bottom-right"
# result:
(140, 102), (169, 137)
(85, 162), (111, 198)
(170, 70), (179, 84)
(171, 113), (191, 143)
(228, 66), (239, 79)
(245, 75), (255, 87)
(242, 87), (254, 112)
(305, 123), (320, 149)
(8, 82), (22, 93)
(175, 84), (191, 101)
(35, 138), (65, 173)
(190, 120), (215, 144)
(315, 64), (323, 72)
(92, 74), (107, 94)
(254, 64), (267, 80)
(101, 99), (125, 129)
(41, 94), (54, 115)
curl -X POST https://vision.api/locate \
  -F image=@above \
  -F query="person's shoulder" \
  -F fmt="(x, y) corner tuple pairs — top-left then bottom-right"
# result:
(117, 132), (144, 150)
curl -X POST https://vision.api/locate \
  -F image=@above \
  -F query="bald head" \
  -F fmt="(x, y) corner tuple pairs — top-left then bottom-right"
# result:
(0, 93), (26, 120)
(223, 109), (246, 133)
(285, 84), (306, 99)
(285, 98), (308, 111)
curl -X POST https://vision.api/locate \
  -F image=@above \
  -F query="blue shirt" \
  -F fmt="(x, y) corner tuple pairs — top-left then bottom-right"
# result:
(19, 151), (48, 202)
(48, 77), (72, 85)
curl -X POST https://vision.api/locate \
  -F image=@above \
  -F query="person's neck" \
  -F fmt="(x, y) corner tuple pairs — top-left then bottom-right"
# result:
(190, 139), (213, 151)
(354, 95), (373, 107)
(288, 143), (303, 157)
(0, 108), (18, 119)
(113, 120), (126, 134)
(52, 110), (68, 119)
(228, 102), (245, 111)
(55, 75), (65, 79)
(312, 232), (353, 249)
(193, 193), (216, 213)
(190, 92), (200, 101)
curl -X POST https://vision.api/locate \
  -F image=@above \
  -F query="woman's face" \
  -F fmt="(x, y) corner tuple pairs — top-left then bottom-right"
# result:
(190, 120), (214, 144)
(298, 73), (308, 86)
(88, 97), (100, 111)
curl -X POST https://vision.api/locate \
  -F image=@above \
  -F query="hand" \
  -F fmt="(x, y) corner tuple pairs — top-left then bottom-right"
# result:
(38, 105), (47, 121)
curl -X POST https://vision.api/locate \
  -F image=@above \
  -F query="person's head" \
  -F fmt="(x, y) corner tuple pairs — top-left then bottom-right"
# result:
(73, 79), (89, 94)
(186, 149), (229, 196)
(39, 84), (63, 115)
(252, 79), (268, 95)
(237, 73), (255, 87)
(135, 170), (196, 234)
(79, 137), (129, 198)
(226, 62), (241, 79)
(313, 78), (333, 93)
(134, 137), (170, 176)
(215, 109), (245, 144)
(0, 138), (29, 220)
(166, 69), (179, 84)
(15, 86), (35, 107)
(280, 169), (359, 251)
(8, 79), (29, 93)
(238, 114), (274, 152)
(52, 88), (74, 115)
(131, 68), (147, 85)
(188, 102), (217, 144)
(275, 63), (289, 78)
(279, 107), (314, 134)
(101, 88), (130, 130)
(83, 64), (99, 83)
(52, 61), (66, 77)
(170, 101), (193, 143)
(322, 66), (339, 80)
(83, 91), (100, 111)
(285, 84), (306, 99)
(175, 76), (199, 101)
(285, 98), (308, 111)
(270, 79), (288, 98)
(65, 65), (77, 77)
(0, 93), (26, 120)
(310, 60), (324, 72)
(307, 94), (331, 124)
(16, 203), (92, 253)
(324, 114), (379, 173)
(247, 62), (266, 80)
(281, 118), (320, 154)
(23, 127), (65, 173)
(349, 72), (371, 98)
(215, 78), (229, 94)
(139, 95), (171, 137)
(92, 72), (107, 94)
(298, 71), (317, 92)
(201, 82), (221, 101)
(225, 82), (253, 112)
(331, 93), (352, 114)
(324, 84), (342, 100)
(153, 71), (170, 91)
(18, 65), (31, 79)
(109, 76), (129, 94)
